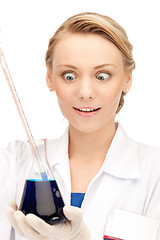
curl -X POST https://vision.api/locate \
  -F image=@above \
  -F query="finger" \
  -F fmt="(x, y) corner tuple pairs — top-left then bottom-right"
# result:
(26, 214), (69, 238)
(63, 206), (83, 229)
(26, 214), (53, 236)
(6, 208), (24, 236)
(64, 207), (92, 240)
(8, 200), (18, 210)
(14, 211), (42, 240)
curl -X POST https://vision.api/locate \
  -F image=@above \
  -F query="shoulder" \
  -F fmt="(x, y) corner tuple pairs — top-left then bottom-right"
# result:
(136, 141), (160, 177)
(0, 140), (29, 200)
(124, 129), (160, 180)
(116, 123), (160, 179)
(0, 140), (28, 162)
(119, 123), (160, 162)
(0, 140), (29, 184)
(137, 142), (160, 162)
(127, 132), (160, 166)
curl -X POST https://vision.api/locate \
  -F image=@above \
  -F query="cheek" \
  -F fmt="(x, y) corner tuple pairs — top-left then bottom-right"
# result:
(101, 83), (122, 105)
(54, 84), (73, 105)
(51, 73), (72, 103)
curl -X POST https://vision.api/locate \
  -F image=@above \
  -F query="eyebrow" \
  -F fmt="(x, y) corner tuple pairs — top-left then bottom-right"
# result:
(94, 63), (117, 69)
(57, 63), (117, 69)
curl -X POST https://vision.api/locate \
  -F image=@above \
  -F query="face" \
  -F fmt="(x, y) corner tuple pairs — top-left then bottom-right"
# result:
(46, 33), (132, 133)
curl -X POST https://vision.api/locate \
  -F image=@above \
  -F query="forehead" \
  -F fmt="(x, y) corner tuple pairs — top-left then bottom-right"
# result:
(53, 33), (124, 68)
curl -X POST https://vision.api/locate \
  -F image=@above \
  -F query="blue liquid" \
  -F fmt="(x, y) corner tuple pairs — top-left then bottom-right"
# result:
(19, 179), (67, 225)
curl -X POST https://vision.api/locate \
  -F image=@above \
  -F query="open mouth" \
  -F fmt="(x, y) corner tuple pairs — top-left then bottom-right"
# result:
(73, 107), (101, 112)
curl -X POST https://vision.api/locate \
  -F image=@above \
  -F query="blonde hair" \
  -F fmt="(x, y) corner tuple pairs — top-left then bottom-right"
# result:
(45, 12), (135, 113)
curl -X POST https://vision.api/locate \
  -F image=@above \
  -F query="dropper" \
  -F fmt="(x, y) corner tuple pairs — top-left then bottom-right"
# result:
(0, 42), (49, 181)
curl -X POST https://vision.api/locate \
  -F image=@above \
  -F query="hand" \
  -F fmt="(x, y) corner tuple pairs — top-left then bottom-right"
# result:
(6, 201), (92, 240)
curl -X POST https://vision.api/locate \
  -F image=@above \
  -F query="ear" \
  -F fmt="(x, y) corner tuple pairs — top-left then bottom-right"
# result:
(46, 70), (55, 92)
(123, 71), (132, 93)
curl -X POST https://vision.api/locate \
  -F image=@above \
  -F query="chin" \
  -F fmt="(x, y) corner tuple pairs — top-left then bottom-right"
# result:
(69, 122), (108, 134)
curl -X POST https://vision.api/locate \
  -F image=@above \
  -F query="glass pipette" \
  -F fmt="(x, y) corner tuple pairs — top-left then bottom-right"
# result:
(0, 47), (50, 181)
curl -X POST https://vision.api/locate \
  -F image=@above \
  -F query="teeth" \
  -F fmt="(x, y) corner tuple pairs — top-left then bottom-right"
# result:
(77, 108), (99, 112)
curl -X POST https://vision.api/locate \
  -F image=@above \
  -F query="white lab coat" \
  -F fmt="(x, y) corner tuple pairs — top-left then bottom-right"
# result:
(1, 123), (160, 240)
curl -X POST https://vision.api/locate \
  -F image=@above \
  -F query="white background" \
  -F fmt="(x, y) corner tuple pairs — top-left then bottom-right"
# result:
(0, 0), (160, 147)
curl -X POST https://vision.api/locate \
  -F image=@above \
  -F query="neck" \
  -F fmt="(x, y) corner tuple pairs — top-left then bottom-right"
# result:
(68, 121), (117, 163)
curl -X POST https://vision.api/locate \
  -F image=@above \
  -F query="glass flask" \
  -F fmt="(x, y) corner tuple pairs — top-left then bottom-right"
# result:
(19, 139), (67, 225)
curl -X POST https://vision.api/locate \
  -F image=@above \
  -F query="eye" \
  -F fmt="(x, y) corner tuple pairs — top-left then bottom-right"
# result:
(62, 72), (76, 81)
(97, 72), (110, 81)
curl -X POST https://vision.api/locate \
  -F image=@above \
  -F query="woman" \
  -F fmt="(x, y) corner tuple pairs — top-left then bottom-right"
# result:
(2, 12), (160, 240)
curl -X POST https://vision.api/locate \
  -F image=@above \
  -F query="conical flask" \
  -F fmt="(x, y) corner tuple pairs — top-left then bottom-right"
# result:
(0, 47), (67, 224)
(19, 139), (67, 225)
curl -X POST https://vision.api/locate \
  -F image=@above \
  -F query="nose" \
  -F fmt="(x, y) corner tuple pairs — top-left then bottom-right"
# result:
(78, 77), (95, 100)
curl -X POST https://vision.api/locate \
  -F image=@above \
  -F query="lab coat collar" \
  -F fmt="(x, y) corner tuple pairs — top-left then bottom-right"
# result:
(102, 123), (141, 179)
(47, 128), (69, 167)
(47, 123), (141, 180)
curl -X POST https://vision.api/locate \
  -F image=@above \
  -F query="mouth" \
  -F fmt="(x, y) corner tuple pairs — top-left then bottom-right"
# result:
(73, 107), (101, 112)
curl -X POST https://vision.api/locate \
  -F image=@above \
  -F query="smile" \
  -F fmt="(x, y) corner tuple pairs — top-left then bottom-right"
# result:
(73, 107), (101, 112)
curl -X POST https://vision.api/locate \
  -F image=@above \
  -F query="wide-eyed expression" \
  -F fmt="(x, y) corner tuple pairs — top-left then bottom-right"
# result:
(46, 33), (132, 133)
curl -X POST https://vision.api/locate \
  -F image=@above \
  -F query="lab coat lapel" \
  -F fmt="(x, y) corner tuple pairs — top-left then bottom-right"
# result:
(47, 128), (71, 205)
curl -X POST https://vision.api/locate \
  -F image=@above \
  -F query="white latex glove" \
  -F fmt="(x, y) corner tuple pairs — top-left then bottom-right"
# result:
(6, 201), (92, 240)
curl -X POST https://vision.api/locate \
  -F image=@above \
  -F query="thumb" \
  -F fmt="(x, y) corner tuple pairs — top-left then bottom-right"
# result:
(63, 206), (92, 240)
(8, 200), (18, 210)
(63, 206), (83, 228)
